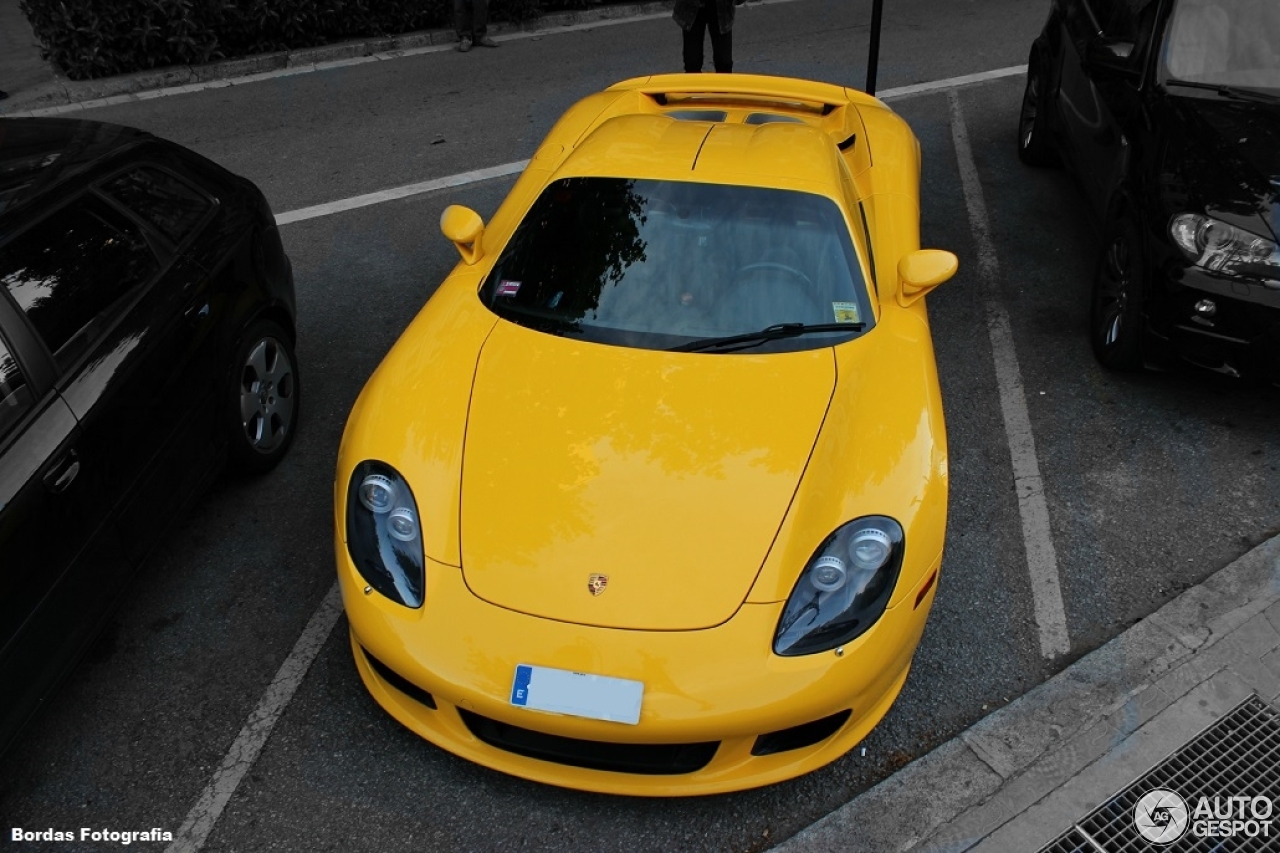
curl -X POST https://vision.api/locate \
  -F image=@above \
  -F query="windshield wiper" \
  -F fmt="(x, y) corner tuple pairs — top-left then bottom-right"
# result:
(1166, 80), (1279, 103)
(668, 322), (864, 353)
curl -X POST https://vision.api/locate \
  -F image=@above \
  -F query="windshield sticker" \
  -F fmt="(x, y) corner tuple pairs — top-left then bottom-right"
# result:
(832, 302), (861, 323)
(498, 280), (522, 297)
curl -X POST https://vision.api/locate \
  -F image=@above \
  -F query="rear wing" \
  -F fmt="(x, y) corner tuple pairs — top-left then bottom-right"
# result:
(608, 73), (880, 113)
(604, 74), (878, 158)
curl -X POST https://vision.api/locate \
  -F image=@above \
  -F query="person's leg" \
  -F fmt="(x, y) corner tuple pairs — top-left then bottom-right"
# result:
(709, 28), (732, 71)
(454, 0), (470, 38)
(707, 2), (732, 72)
(682, 7), (708, 72)
(473, 0), (497, 45)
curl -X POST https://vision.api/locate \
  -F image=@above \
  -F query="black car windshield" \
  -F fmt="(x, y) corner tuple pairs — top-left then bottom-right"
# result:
(479, 178), (873, 353)
(1161, 0), (1280, 94)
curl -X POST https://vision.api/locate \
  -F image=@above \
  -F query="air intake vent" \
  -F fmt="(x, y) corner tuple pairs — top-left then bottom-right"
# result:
(752, 710), (851, 756)
(458, 709), (718, 775)
(362, 647), (436, 710)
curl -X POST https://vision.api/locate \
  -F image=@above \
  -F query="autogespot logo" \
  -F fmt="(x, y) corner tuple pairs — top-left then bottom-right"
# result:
(1132, 788), (1276, 844)
(1134, 789), (1190, 845)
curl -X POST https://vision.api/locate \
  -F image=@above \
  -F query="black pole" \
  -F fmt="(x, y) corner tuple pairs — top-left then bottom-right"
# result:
(866, 0), (884, 95)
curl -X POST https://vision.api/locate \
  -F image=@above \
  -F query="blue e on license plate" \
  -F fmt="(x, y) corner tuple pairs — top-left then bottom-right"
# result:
(509, 664), (643, 725)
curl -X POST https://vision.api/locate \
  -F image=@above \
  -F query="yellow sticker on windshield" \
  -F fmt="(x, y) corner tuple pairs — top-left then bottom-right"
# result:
(832, 302), (861, 323)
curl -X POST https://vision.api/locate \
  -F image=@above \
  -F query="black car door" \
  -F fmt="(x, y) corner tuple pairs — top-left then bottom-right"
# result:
(1058, 0), (1161, 215)
(89, 163), (223, 560)
(0, 306), (127, 751)
(0, 180), (215, 569)
(1056, 0), (1106, 188)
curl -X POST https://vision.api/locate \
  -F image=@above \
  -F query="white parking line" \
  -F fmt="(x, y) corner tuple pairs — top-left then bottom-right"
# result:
(164, 582), (343, 853)
(271, 66), (1031, 226)
(880, 65), (1026, 101)
(275, 161), (529, 225)
(947, 89), (1071, 659)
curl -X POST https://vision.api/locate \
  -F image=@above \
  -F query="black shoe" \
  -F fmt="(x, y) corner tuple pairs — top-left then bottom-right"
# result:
(0, 90), (9, 101)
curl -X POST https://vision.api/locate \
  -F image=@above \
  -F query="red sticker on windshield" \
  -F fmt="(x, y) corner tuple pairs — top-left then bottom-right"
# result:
(498, 280), (521, 297)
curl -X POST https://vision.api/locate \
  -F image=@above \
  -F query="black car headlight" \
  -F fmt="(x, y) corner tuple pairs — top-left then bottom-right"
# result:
(1170, 213), (1280, 285)
(774, 516), (905, 656)
(345, 460), (425, 608)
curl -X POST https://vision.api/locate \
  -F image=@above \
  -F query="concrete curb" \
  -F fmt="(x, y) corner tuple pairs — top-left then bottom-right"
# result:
(773, 534), (1280, 853)
(0, 1), (676, 115)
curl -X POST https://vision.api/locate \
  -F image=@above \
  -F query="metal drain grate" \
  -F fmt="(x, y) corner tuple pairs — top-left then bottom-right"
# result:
(1037, 829), (1096, 853)
(1037, 694), (1280, 852)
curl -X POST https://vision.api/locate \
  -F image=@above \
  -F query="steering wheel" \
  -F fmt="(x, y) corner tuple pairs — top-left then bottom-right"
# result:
(734, 261), (814, 290)
(730, 261), (824, 328)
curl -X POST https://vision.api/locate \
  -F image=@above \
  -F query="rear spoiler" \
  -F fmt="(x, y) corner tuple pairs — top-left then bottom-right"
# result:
(607, 74), (877, 115)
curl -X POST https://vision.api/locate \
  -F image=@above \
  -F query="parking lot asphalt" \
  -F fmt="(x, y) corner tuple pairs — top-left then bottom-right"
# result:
(4, 1), (1280, 851)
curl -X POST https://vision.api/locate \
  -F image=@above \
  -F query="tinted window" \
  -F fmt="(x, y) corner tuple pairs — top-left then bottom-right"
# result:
(101, 167), (211, 244)
(0, 333), (33, 440)
(1162, 0), (1280, 90)
(745, 113), (806, 125)
(1, 194), (160, 369)
(666, 110), (728, 122)
(480, 178), (873, 353)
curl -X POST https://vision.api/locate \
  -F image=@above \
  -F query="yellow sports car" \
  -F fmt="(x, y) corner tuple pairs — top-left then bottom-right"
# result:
(335, 74), (956, 795)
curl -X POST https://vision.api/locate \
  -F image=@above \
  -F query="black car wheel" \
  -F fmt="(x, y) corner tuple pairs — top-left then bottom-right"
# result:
(227, 319), (299, 473)
(1090, 215), (1146, 371)
(1017, 52), (1058, 167)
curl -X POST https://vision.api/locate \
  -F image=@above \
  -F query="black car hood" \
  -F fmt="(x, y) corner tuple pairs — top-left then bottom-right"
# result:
(1162, 93), (1280, 240)
(0, 118), (151, 217)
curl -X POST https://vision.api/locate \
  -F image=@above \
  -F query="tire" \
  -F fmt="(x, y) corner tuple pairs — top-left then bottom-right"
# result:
(1017, 51), (1059, 167)
(1090, 215), (1146, 371)
(226, 319), (300, 474)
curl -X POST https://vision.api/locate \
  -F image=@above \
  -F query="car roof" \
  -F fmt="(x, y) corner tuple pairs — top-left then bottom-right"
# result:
(0, 118), (153, 216)
(553, 113), (848, 193)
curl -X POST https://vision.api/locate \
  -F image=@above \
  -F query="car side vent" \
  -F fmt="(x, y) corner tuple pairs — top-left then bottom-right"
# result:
(751, 710), (852, 756)
(362, 647), (436, 710)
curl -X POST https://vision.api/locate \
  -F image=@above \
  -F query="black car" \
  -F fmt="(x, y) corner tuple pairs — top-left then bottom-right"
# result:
(1018, 0), (1280, 376)
(0, 118), (299, 752)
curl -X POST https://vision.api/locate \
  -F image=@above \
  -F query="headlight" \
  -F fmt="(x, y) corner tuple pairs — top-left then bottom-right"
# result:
(1169, 213), (1280, 285)
(345, 461), (425, 607)
(774, 516), (905, 656)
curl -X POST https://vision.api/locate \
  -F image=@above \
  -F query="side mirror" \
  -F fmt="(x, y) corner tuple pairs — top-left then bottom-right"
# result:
(440, 205), (485, 265)
(1084, 39), (1139, 79)
(897, 249), (958, 307)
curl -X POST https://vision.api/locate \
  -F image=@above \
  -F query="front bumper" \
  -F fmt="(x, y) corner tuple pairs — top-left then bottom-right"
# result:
(338, 550), (940, 796)
(1159, 266), (1280, 378)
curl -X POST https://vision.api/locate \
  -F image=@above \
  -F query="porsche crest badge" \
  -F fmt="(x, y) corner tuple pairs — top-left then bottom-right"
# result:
(587, 573), (609, 596)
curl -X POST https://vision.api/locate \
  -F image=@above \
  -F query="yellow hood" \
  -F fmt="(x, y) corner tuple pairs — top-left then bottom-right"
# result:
(460, 321), (835, 630)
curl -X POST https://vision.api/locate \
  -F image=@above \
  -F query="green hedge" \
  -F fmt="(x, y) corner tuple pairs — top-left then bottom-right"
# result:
(20, 0), (595, 80)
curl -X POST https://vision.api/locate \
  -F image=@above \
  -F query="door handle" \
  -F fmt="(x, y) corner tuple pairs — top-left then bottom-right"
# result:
(44, 450), (81, 493)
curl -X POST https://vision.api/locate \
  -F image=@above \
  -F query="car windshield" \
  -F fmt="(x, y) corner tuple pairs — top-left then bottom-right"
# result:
(1160, 0), (1280, 94)
(479, 178), (873, 353)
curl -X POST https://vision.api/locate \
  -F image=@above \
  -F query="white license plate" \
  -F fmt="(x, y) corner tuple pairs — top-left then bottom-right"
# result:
(509, 664), (643, 725)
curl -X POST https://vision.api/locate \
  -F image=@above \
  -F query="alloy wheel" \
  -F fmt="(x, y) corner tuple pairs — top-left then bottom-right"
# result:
(239, 336), (296, 454)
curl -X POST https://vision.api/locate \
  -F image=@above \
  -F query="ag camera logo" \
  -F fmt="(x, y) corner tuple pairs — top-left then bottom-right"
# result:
(1134, 789), (1189, 844)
